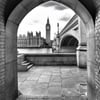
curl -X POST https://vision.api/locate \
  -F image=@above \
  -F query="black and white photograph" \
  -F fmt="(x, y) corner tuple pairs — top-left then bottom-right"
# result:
(0, 0), (98, 100)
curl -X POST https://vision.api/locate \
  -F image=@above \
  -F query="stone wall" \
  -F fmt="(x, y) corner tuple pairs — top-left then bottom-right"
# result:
(24, 54), (77, 66)
(0, 0), (6, 100)
(95, 6), (100, 100)
(0, 0), (18, 100)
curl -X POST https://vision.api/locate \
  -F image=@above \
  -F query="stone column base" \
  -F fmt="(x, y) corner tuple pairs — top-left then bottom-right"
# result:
(76, 45), (87, 68)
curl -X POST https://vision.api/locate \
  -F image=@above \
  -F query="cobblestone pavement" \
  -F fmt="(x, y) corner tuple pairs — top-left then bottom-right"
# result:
(17, 66), (87, 100)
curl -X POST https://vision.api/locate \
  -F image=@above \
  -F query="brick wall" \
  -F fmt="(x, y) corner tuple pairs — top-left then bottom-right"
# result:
(0, 32), (5, 100)
(95, 6), (100, 100)
(0, 0), (6, 100)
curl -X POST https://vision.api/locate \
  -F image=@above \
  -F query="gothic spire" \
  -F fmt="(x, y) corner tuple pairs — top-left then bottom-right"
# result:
(47, 17), (50, 24)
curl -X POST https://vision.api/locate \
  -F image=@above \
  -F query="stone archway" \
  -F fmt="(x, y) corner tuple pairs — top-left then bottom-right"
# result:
(5, 0), (95, 100)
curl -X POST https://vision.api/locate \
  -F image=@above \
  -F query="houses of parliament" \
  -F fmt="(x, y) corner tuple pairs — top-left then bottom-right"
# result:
(17, 18), (51, 48)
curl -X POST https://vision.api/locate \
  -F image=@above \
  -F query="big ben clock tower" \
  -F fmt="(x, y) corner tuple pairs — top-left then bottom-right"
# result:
(46, 18), (51, 45)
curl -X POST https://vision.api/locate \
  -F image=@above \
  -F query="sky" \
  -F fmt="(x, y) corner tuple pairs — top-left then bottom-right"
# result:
(17, 1), (75, 40)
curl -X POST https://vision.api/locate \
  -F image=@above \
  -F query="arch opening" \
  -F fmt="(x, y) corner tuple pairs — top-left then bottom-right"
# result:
(5, 0), (95, 100)
(61, 35), (78, 47)
(60, 35), (78, 53)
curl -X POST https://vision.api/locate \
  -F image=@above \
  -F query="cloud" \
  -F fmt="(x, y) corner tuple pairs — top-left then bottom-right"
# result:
(26, 20), (39, 25)
(42, 1), (68, 10)
(33, 20), (39, 23)
(59, 16), (70, 22)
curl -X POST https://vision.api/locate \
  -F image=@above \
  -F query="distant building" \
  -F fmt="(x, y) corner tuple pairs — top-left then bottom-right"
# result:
(17, 31), (45, 48)
(17, 34), (27, 47)
(17, 18), (52, 48)
(46, 18), (51, 46)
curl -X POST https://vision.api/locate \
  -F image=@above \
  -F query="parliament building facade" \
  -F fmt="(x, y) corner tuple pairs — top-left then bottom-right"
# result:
(17, 31), (45, 48)
(17, 18), (52, 48)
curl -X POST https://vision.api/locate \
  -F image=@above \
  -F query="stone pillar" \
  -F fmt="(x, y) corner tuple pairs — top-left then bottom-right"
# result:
(5, 21), (18, 100)
(77, 44), (87, 68)
(76, 17), (87, 68)
(87, 19), (96, 100)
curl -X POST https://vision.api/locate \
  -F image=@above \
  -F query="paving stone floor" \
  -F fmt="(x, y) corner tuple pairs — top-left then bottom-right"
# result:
(17, 66), (87, 100)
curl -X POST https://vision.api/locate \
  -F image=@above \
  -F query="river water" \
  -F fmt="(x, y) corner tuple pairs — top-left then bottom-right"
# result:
(18, 48), (52, 54)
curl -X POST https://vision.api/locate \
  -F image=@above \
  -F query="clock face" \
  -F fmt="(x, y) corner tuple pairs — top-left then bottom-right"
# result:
(47, 26), (49, 29)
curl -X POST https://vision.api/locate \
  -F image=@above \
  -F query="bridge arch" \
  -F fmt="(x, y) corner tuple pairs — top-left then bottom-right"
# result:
(4, 0), (95, 100)
(60, 28), (80, 46)
(60, 35), (78, 47)
(60, 35), (78, 53)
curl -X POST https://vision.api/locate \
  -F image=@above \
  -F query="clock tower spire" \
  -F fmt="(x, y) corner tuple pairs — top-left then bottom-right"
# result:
(46, 17), (51, 45)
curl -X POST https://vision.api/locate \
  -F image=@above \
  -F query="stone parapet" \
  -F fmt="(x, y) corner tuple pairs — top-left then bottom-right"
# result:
(24, 53), (77, 66)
